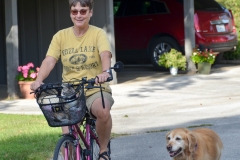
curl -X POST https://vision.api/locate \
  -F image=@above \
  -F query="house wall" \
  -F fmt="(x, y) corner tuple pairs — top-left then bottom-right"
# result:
(0, 0), (7, 84)
(18, 0), (72, 83)
(91, 0), (117, 84)
(1, 0), (116, 89)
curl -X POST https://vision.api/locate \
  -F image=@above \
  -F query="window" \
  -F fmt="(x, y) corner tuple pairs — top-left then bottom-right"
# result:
(195, 0), (223, 11)
(124, 1), (142, 16)
(177, 0), (223, 11)
(153, 1), (168, 14)
(114, 0), (122, 16)
(123, 0), (157, 16)
(144, 1), (155, 15)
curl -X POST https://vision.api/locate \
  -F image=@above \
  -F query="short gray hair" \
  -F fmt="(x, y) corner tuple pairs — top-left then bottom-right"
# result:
(69, 0), (94, 10)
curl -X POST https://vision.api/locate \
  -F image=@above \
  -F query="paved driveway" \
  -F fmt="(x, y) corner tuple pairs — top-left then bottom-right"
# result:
(109, 64), (240, 160)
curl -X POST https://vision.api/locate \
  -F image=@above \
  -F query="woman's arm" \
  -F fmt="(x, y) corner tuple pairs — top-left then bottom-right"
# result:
(95, 51), (112, 84)
(30, 56), (57, 90)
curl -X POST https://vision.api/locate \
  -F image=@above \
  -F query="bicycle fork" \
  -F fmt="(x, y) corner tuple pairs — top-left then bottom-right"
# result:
(74, 118), (97, 160)
(86, 118), (99, 160)
(69, 126), (82, 160)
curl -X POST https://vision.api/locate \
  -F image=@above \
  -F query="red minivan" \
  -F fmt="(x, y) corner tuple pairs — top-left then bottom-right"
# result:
(114, 0), (238, 70)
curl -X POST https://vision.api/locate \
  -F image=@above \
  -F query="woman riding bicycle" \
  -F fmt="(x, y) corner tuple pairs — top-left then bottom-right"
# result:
(30, 0), (113, 159)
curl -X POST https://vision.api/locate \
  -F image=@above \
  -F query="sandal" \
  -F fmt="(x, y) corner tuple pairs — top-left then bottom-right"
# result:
(98, 151), (110, 160)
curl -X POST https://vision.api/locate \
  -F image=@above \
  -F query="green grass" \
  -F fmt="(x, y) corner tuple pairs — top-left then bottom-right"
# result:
(0, 114), (128, 160)
(145, 129), (170, 133)
(0, 114), (61, 160)
(187, 124), (212, 128)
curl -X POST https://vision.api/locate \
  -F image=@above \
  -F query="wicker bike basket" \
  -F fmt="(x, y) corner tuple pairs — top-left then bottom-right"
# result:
(36, 82), (86, 127)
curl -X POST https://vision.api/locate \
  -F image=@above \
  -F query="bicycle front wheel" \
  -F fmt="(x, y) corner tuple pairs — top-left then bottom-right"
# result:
(53, 135), (81, 160)
(90, 138), (111, 160)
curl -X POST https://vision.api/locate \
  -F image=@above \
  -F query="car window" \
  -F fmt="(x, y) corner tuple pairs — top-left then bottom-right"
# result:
(124, 0), (154, 16)
(152, 0), (168, 14)
(114, 0), (123, 17)
(177, 0), (223, 11)
(195, 0), (223, 11)
(143, 1), (155, 15)
(124, 0), (143, 16)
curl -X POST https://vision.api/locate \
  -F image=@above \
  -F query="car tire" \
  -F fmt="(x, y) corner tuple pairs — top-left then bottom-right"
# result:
(149, 37), (182, 71)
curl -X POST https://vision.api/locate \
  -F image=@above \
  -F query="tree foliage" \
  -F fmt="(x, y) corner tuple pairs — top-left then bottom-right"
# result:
(223, 0), (240, 60)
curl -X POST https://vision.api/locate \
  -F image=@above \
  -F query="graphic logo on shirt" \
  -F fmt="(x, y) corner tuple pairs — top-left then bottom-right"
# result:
(69, 54), (87, 65)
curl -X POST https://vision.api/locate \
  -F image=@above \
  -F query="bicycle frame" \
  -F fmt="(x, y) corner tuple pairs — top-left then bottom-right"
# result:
(67, 115), (100, 160)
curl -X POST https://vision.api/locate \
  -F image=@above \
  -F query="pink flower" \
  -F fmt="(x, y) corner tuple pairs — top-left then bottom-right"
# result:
(30, 72), (37, 79)
(16, 62), (39, 81)
(22, 65), (30, 73)
(23, 72), (28, 78)
(18, 66), (22, 72)
(27, 62), (34, 68)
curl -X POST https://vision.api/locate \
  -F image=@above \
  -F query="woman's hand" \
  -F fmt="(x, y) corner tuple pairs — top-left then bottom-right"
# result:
(30, 81), (43, 90)
(95, 72), (110, 84)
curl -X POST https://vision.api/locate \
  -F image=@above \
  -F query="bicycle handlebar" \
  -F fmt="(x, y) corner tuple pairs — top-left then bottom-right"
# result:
(32, 61), (124, 94)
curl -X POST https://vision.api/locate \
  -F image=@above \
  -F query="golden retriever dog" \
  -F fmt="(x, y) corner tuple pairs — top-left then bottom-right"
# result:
(166, 128), (223, 160)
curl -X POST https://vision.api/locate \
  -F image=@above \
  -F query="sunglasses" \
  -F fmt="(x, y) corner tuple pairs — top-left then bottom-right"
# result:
(70, 9), (88, 15)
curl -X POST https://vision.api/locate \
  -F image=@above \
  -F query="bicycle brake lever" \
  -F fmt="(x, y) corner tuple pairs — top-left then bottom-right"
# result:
(85, 85), (105, 89)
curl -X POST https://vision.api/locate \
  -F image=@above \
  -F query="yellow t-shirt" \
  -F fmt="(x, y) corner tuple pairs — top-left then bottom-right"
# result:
(46, 25), (112, 96)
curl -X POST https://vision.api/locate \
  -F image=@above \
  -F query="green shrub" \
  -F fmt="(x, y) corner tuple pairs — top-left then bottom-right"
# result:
(158, 49), (186, 70)
(222, 0), (240, 60)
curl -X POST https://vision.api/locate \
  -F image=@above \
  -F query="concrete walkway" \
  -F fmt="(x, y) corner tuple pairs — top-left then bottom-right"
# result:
(110, 64), (240, 134)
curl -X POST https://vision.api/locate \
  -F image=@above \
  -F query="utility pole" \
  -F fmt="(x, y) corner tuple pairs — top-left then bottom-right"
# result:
(184, 0), (197, 74)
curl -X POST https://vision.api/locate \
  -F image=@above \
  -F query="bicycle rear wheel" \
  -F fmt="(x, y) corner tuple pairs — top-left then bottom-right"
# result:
(90, 138), (111, 160)
(53, 135), (82, 160)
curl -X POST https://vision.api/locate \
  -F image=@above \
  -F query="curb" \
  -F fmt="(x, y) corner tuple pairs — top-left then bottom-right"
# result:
(218, 60), (240, 64)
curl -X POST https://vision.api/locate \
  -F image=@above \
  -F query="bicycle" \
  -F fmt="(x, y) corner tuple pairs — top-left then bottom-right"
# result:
(33, 61), (124, 160)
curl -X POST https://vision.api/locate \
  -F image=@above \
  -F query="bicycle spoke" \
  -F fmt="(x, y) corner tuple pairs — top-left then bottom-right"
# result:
(53, 136), (77, 160)
(91, 138), (100, 160)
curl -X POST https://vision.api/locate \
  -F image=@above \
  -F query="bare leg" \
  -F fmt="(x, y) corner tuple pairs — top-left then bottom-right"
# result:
(60, 126), (73, 159)
(91, 97), (112, 160)
(62, 126), (69, 134)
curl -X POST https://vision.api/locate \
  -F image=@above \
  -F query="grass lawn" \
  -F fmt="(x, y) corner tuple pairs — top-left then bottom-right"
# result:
(0, 114), (61, 160)
(0, 114), (124, 160)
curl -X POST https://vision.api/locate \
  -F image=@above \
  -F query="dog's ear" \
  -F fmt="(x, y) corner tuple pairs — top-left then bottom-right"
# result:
(187, 132), (197, 153)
